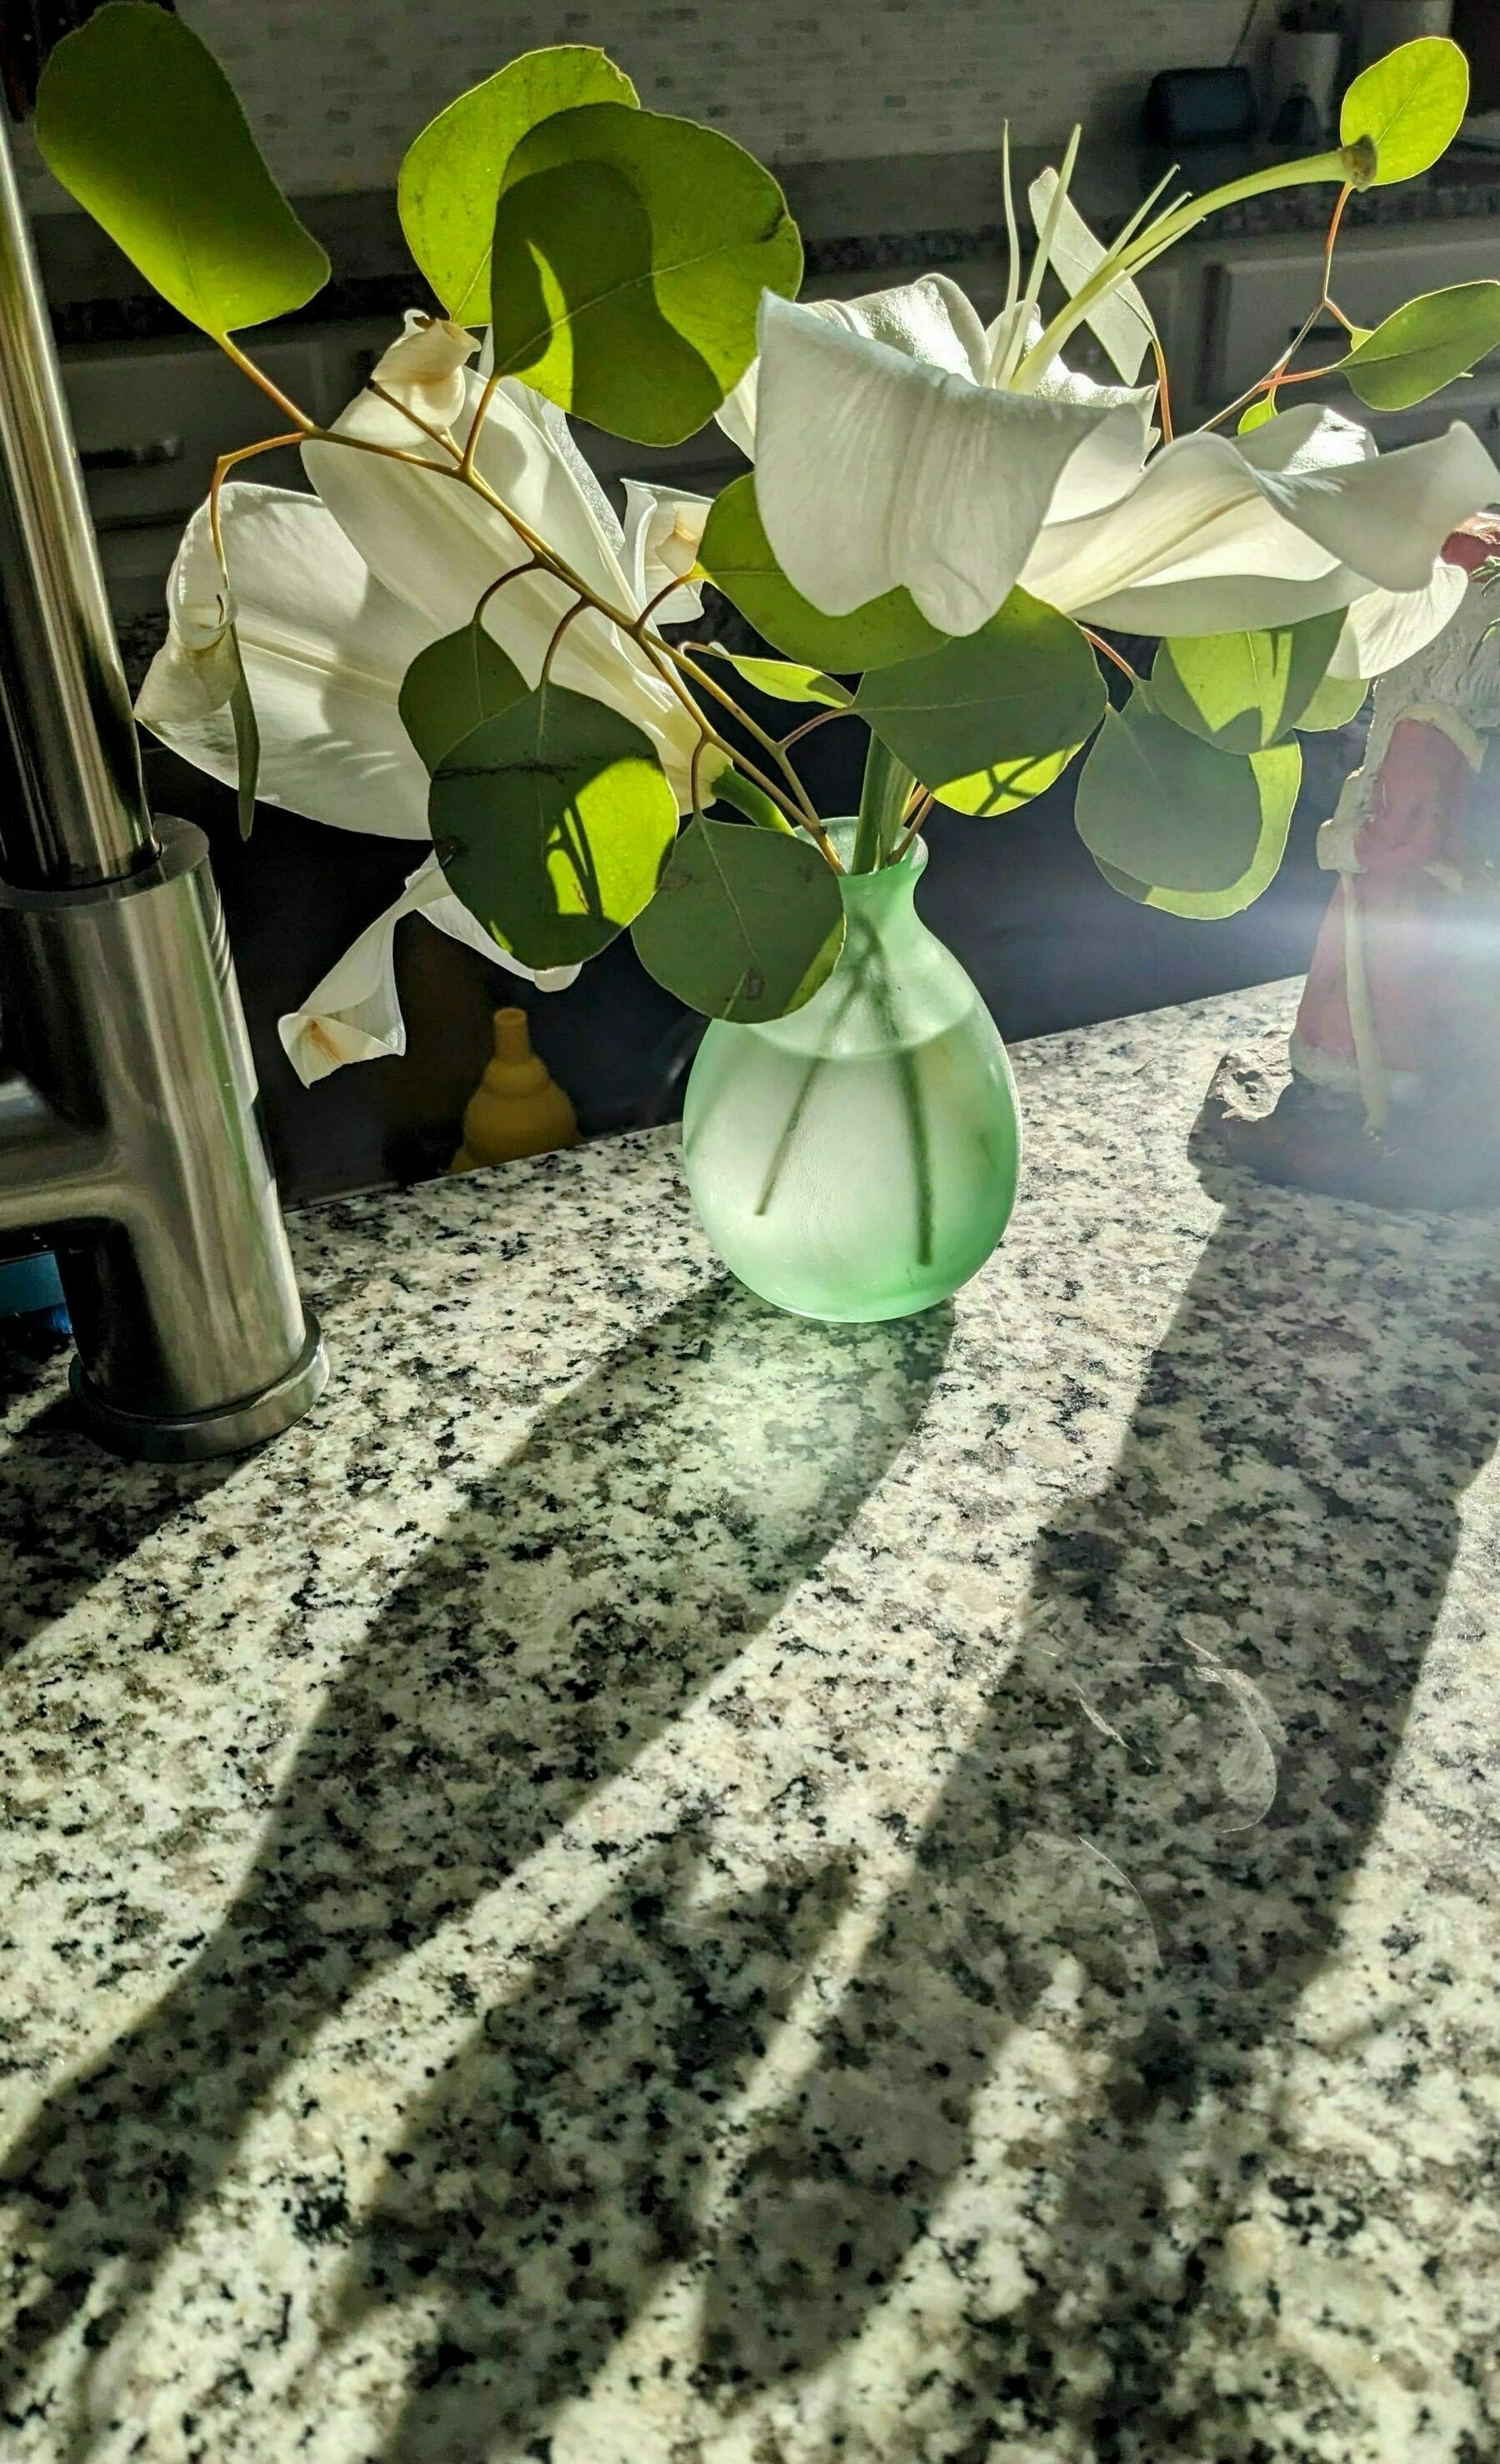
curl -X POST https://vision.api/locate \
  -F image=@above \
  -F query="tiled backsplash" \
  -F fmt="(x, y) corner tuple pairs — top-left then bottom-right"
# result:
(17, 0), (1250, 209)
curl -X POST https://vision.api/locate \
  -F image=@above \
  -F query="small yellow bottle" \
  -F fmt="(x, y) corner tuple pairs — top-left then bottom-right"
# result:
(449, 1006), (579, 1173)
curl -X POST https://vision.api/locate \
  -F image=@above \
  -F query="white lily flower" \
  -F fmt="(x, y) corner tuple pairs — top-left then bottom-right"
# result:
(278, 852), (578, 1090)
(138, 313), (711, 1076)
(743, 275), (1500, 661)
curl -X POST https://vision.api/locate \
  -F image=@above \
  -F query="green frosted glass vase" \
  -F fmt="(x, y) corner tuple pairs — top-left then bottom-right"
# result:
(681, 826), (1021, 1322)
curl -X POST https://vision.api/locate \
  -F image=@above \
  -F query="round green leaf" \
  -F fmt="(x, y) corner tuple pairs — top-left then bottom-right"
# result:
(1075, 695), (1269, 895)
(854, 589), (1106, 808)
(1339, 38), (1468, 187)
(399, 625), (529, 773)
(1337, 281), (1500, 410)
(399, 47), (637, 325)
(700, 650), (852, 708)
(1294, 669), (1369, 733)
(431, 685), (676, 970)
(36, 3), (329, 338)
(489, 104), (803, 446)
(1151, 611), (1345, 754)
(699, 477), (949, 673)
(1093, 742), (1302, 917)
(631, 816), (845, 1021)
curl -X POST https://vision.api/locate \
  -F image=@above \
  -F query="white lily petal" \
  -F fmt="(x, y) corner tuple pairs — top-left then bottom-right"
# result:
(715, 362), (759, 457)
(1023, 404), (1499, 633)
(1272, 423), (1500, 594)
(1330, 558), (1471, 679)
(304, 352), (702, 809)
(1037, 375), (1157, 523)
(621, 479), (711, 624)
(137, 484), (436, 839)
(714, 273), (988, 459)
(278, 852), (579, 1088)
(755, 290), (1117, 635)
(1028, 168), (1154, 384)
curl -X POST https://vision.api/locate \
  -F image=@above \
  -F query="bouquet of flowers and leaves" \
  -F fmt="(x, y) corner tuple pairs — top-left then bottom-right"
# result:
(36, 6), (1500, 1077)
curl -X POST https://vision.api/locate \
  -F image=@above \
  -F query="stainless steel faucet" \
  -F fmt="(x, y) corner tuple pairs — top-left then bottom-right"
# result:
(0, 114), (327, 1460)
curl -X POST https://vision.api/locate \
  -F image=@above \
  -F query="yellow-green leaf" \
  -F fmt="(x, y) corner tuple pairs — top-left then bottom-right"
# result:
(1337, 281), (1500, 409)
(1093, 741), (1302, 917)
(1339, 37), (1468, 187)
(431, 685), (676, 971)
(399, 47), (637, 324)
(36, 3), (329, 338)
(854, 589), (1106, 809)
(1238, 393), (1279, 434)
(1151, 613), (1345, 754)
(1295, 669), (1369, 732)
(1076, 695), (1269, 894)
(700, 650), (852, 707)
(489, 104), (802, 446)
(700, 477), (948, 672)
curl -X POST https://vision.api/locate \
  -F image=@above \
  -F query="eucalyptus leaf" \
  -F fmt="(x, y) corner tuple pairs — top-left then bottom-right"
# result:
(700, 650), (852, 708)
(489, 104), (802, 445)
(431, 685), (676, 970)
(227, 626), (261, 842)
(1295, 669), (1369, 732)
(399, 47), (637, 324)
(399, 624), (529, 772)
(854, 589), (1106, 809)
(1339, 37), (1468, 187)
(700, 477), (950, 673)
(1151, 612), (1344, 754)
(1093, 742), (1302, 917)
(1238, 394), (1278, 434)
(631, 816), (845, 1021)
(1337, 281), (1500, 409)
(36, 3), (329, 338)
(1075, 695), (1271, 895)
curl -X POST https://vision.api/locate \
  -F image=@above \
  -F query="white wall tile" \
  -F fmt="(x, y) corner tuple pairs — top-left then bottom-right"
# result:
(17, 0), (1250, 210)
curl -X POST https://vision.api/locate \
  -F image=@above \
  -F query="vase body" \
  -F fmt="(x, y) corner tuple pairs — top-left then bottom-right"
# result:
(682, 830), (1021, 1322)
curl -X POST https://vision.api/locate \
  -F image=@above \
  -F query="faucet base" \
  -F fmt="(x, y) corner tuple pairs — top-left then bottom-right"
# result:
(68, 1311), (329, 1463)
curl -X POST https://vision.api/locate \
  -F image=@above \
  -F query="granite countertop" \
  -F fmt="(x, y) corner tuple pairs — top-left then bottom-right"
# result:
(33, 142), (1500, 349)
(3, 981), (1500, 2462)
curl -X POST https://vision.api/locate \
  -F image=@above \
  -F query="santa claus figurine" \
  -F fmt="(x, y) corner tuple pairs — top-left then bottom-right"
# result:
(1217, 514), (1500, 1207)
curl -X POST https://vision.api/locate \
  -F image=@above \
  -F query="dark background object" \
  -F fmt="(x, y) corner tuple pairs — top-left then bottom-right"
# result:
(1143, 65), (1259, 148)
(0, 0), (173, 121)
(1453, 0), (1500, 116)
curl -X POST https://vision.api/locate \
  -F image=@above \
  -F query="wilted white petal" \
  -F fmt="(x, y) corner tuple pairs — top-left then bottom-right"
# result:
(1249, 417), (1500, 594)
(137, 484), (436, 839)
(278, 852), (579, 1087)
(370, 311), (478, 430)
(1028, 168), (1154, 384)
(621, 479), (710, 622)
(755, 290), (1117, 635)
(137, 513), (240, 723)
(1330, 559), (1471, 679)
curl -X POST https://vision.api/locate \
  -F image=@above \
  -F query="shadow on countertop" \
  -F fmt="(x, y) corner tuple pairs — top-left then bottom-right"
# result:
(0, 1277), (951, 2453)
(5, 1108), (1499, 2455)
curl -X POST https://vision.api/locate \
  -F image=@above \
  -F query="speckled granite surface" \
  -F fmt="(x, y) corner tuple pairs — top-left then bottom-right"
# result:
(3, 980), (1499, 2464)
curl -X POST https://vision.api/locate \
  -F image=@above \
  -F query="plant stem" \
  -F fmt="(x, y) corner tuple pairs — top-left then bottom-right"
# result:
(1081, 626), (1140, 685)
(714, 767), (795, 832)
(1016, 145), (1349, 391)
(854, 735), (916, 872)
